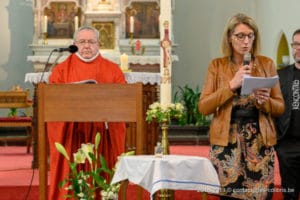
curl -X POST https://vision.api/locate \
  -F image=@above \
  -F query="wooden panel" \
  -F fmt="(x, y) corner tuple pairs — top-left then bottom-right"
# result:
(142, 84), (159, 154)
(125, 84), (159, 154)
(41, 84), (139, 122)
(129, 63), (160, 72)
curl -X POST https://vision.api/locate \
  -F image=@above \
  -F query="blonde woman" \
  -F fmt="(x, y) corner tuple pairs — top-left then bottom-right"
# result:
(199, 13), (284, 200)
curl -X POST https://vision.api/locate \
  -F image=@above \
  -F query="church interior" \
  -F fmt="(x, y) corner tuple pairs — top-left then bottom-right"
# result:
(1, 0), (300, 199)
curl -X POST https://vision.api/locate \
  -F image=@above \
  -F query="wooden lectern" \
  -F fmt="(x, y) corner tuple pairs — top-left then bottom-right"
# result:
(37, 83), (144, 200)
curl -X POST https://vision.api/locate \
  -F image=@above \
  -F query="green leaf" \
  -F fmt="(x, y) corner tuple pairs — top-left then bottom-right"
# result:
(173, 84), (208, 125)
(58, 178), (68, 189)
(88, 152), (97, 162)
(8, 108), (17, 117)
(100, 155), (113, 175)
(93, 170), (107, 188)
(69, 162), (77, 173)
(123, 150), (135, 156)
(72, 176), (80, 193)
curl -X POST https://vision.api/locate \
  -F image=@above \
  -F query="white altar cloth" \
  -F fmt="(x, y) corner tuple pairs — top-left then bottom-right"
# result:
(24, 72), (160, 85)
(111, 155), (220, 199)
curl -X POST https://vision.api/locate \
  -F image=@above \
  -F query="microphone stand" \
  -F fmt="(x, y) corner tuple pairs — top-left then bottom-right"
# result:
(32, 50), (63, 169)
(39, 51), (62, 83)
(48, 52), (63, 72)
(39, 45), (77, 83)
(32, 49), (55, 169)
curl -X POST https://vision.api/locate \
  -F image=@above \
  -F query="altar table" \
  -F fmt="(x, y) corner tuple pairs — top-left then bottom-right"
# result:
(111, 155), (220, 200)
(25, 71), (160, 84)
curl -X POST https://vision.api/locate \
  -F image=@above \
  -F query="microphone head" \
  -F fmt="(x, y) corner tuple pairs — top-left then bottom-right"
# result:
(69, 45), (78, 53)
(243, 53), (251, 65)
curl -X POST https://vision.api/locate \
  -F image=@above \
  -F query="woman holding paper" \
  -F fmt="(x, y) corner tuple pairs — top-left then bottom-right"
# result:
(198, 13), (284, 200)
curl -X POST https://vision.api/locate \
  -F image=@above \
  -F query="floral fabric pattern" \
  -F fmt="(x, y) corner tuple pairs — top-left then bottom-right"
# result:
(209, 95), (274, 200)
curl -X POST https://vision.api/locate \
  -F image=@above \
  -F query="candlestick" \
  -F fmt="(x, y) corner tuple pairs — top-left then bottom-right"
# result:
(74, 16), (78, 31)
(129, 32), (134, 45)
(120, 53), (128, 70)
(42, 32), (48, 45)
(43, 15), (48, 33)
(161, 120), (170, 155)
(130, 16), (134, 33)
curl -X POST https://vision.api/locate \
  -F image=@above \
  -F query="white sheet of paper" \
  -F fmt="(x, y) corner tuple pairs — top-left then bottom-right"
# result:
(241, 75), (279, 95)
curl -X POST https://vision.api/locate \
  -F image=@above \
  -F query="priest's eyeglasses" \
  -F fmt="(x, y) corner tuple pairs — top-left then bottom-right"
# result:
(233, 33), (255, 41)
(291, 42), (300, 49)
(75, 40), (98, 45)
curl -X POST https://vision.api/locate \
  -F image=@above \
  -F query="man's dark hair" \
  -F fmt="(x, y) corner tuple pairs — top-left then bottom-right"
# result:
(292, 28), (300, 38)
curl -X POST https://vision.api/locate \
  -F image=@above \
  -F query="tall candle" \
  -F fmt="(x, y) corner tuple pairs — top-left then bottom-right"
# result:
(120, 53), (128, 70)
(160, 83), (171, 105)
(160, 0), (172, 105)
(74, 16), (79, 31)
(130, 16), (134, 33)
(43, 15), (48, 33)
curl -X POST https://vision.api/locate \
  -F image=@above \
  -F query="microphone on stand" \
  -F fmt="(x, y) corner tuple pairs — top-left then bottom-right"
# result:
(47, 52), (63, 73)
(53, 45), (78, 53)
(39, 45), (78, 82)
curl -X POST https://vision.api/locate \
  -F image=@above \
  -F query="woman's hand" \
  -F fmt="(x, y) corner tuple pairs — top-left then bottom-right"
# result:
(229, 65), (252, 92)
(253, 88), (271, 105)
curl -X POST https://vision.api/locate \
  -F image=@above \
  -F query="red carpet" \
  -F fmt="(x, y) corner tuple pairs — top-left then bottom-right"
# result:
(0, 146), (284, 200)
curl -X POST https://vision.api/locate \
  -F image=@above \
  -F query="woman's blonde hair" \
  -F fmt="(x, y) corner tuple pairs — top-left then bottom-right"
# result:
(221, 13), (261, 57)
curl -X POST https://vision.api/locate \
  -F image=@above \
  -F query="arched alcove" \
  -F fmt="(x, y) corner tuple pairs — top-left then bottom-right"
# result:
(276, 32), (289, 68)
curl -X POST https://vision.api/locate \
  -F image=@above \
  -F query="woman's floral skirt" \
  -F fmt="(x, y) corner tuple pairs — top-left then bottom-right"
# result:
(210, 119), (274, 200)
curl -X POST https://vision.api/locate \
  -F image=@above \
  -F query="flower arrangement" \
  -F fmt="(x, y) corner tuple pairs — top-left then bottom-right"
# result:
(146, 101), (184, 124)
(55, 132), (134, 200)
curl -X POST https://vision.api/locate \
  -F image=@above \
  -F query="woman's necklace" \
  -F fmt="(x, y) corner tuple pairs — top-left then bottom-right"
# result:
(229, 57), (240, 75)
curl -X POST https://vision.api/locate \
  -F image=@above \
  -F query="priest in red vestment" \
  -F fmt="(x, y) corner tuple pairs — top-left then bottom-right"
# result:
(47, 26), (126, 200)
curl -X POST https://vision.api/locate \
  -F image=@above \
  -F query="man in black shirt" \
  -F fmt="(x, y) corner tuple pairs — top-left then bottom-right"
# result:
(275, 28), (300, 200)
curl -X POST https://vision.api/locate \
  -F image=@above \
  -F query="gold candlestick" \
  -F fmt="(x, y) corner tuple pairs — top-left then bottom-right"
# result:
(42, 32), (48, 45)
(129, 32), (134, 45)
(161, 120), (169, 155)
(159, 120), (174, 199)
(158, 189), (173, 199)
